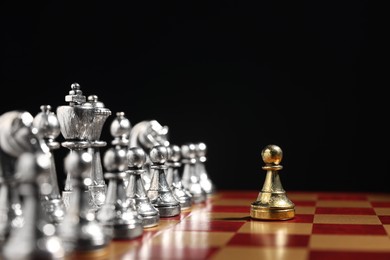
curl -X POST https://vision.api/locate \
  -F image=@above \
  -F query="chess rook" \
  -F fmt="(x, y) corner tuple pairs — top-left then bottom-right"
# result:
(250, 144), (295, 220)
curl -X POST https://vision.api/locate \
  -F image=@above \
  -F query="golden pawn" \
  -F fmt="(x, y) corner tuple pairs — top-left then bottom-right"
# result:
(250, 144), (295, 220)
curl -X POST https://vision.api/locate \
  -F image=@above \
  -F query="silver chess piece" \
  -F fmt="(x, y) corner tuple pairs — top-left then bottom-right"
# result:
(126, 147), (159, 228)
(166, 145), (192, 210)
(0, 110), (65, 259)
(58, 149), (111, 252)
(86, 95), (111, 209)
(0, 111), (36, 243)
(33, 105), (65, 224)
(56, 83), (90, 209)
(181, 143), (207, 204)
(129, 120), (169, 191)
(56, 83), (111, 210)
(147, 145), (181, 217)
(1, 152), (65, 260)
(195, 142), (216, 196)
(96, 112), (143, 239)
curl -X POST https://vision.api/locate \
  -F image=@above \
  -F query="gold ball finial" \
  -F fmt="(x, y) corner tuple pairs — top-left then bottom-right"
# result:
(261, 144), (283, 165)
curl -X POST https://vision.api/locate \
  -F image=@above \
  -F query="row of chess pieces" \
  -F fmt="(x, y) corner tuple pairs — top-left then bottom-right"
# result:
(0, 83), (216, 259)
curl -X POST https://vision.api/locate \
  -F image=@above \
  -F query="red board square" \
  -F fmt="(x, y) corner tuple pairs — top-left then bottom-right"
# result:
(312, 224), (387, 235)
(379, 216), (390, 224)
(309, 251), (390, 260)
(315, 207), (375, 215)
(294, 201), (316, 206)
(286, 214), (314, 223)
(318, 193), (368, 200)
(371, 202), (390, 208)
(228, 233), (310, 247)
(174, 220), (245, 232)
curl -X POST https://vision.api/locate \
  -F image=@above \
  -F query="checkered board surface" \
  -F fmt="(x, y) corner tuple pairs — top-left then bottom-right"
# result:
(68, 191), (390, 260)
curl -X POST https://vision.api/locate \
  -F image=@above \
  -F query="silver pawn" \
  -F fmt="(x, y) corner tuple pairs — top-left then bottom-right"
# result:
(96, 112), (143, 239)
(126, 147), (159, 228)
(195, 142), (216, 196)
(58, 149), (111, 252)
(166, 145), (192, 210)
(1, 151), (65, 259)
(181, 143), (207, 204)
(147, 145), (181, 217)
(33, 105), (66, 224)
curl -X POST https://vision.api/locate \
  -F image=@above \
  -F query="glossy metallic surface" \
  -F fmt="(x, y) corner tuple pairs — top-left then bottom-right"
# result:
(58, 150), (111, 252)
(181, 143), (207, 204)
(195, 142), (215, 196)
(147, 145), (181, 217)
(250, 144), (295, 220)
(33, 105), (65, 224)
(126, 147), (159, 228)
(166, 145), (192, 210)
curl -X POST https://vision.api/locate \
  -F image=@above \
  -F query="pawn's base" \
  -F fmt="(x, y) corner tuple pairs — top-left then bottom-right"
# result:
(156, 205), (181, 217)
(112, 224), (143, 239)
(250, 205), (295, 220)
(141, 215), (160, 228)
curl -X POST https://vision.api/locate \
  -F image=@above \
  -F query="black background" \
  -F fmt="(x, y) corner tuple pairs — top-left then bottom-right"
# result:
(0, 1), (388, 192)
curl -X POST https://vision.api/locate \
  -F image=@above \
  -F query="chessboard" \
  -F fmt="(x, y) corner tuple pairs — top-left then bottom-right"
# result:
(67, 190), (390, 260)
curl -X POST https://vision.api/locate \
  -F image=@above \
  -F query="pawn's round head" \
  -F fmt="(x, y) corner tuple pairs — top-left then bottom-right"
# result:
(169, 145), (181, 162)
(196, 142), (207, 157)
(181, 143), (197, 159)
(127, 147), (146, 168)
(149, 145), (168, 164)
(110, 112), (131, 138)
(103, 147), (128, 172)
(261, 144), (283, 165)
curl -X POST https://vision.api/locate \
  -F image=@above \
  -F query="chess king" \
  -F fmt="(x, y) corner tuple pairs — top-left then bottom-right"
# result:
(56, 83), (111, 210)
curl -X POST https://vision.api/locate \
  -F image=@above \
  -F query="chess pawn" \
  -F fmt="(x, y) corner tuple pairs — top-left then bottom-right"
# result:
(165, 145), (192, 210)
(86, 95), (111, 210)
(33, 105), (65, 224)
(181, 143), (207, 204)
(126, 147), (160, 228)
(147, 145), (181, 217)
(96, 112), (143, 239)
(129, 120), (169, 191)
(195, 142), (216, 196)
(58, 149), (111, 252)
(96, 146), (143, 239)
(1, 152), (65, 259)
(250, 144), (295, 220)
